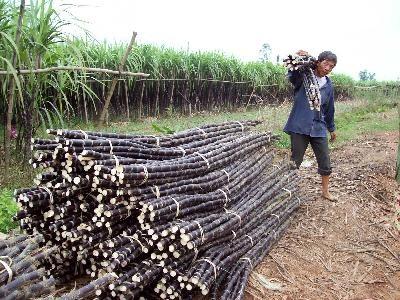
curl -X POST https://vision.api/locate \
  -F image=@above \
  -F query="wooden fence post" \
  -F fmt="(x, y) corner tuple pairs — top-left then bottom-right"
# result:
(98, 31), (137, 125)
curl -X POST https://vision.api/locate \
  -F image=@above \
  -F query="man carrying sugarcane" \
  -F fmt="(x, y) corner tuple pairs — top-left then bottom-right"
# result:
(284, 50), (337, 201)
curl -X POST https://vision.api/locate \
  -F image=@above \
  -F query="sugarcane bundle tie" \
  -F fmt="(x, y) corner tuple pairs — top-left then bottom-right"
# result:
(0, 256), (13, 283)
(152, 186), (161, 199)
(245, 234), (254, 246)
(198, 258), (217, 280)
(170, 196), (180, 217)
(218, 189), (229, 205)
(221, 169), (230, 182)
(296, 196), (302, 205)
(107, 227), (113, 236)
(195, 127), (207, 138)
(194, 152), (210, 169)
(112, 155), (120, 167)
(124, 236), (146, 252)
(223, 208), (242, 226)
(126, 206), (133, 217)
(41, 186), (54, 204)
(239, 257), (253, 268)
(282, 187), (292, 198)
(234, 121), (245, 132)
(194, 221), (205, 244)
(78, 130), (88, 139)
(191, 248), (199, 265)
(271, 213), (280, 222)
(231, 230), (237, 240)
(177, 146), (186, 157)
(107, 140), (114, 154)
(140, 165), (149, 185)
(272, 229), (278, 239)
(153, 136), (160, 147)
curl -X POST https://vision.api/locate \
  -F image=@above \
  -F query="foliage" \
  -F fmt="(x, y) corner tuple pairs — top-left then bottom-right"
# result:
(151, 123), (175, 134)
(330, 73), (355, 86)
(359, 69), (376, 81)
(259, 43), (272, 62)
(0, 0), (99, 160)
(0, 189), (18, 233)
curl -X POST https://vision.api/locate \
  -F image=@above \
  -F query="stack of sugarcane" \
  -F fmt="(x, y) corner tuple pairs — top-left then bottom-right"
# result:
(14, 120), (304, 300)
(283, 54), (321, 111)
(0, 234), (58, 300)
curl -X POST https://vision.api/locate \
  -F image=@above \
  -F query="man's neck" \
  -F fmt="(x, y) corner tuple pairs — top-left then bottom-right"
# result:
(314, 69), (325, 78)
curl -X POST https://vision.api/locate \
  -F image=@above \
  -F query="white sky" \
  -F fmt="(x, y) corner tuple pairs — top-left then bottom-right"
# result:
(56, 0), (400, 81)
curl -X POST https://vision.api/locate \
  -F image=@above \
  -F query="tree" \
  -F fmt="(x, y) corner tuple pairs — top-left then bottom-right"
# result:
(359, 69), (376, 81)
(260, 43), (271, 62)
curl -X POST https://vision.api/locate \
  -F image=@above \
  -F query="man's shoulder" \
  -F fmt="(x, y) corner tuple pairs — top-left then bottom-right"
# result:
(325, 76), (334, 88)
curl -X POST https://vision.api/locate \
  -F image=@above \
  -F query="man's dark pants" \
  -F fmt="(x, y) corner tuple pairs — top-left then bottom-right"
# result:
(290, 133), (332, 176)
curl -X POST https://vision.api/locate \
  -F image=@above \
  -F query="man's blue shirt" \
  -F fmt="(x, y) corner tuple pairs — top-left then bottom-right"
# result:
(284, 70), (336, 137)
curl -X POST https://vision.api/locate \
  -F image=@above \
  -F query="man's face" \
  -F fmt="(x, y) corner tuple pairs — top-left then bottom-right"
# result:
(316, 59), (336, 77)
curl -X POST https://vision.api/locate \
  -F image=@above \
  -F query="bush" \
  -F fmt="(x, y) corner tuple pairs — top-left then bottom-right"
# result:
(0, 189), (18, 233)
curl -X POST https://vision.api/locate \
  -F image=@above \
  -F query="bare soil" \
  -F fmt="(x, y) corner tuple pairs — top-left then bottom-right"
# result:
(246, 132), (400, 300)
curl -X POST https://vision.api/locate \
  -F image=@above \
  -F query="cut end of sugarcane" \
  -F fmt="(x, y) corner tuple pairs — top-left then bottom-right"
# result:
(191, 277), (199, 285)
(180, 234), (190, 245)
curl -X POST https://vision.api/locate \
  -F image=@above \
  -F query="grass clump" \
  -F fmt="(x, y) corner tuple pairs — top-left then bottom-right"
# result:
(0, 189), (18, 233)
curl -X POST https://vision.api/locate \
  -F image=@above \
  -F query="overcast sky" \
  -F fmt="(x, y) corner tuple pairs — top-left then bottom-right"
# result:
(56, 0), (400, 81)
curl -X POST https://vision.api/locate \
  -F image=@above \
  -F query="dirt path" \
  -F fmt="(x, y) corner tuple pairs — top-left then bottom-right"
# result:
(246, 132), (400, 300)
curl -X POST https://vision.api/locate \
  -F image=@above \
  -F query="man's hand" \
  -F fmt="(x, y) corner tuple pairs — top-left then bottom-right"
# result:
(329, 131), (337, 143)
(296, 50), (310, 56)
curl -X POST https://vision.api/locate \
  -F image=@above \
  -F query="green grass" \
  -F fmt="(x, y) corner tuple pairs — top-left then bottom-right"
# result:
(0, 189), (18, 233)
(333, 97), (398, 147)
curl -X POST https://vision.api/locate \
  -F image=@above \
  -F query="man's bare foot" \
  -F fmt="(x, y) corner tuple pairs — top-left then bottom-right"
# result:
(322, 192), (338, 202)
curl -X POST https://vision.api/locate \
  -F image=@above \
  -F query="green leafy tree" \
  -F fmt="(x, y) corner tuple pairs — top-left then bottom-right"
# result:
(359, 69), (376, 81)
(260, 43), (271, 62)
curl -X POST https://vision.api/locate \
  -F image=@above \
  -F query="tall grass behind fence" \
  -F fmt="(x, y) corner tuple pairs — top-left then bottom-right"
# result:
(43, 41), (400, 123)
(48, 41), (292, 120)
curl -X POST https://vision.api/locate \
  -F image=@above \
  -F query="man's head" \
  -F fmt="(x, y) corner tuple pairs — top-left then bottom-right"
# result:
(315, 51), (337, 77)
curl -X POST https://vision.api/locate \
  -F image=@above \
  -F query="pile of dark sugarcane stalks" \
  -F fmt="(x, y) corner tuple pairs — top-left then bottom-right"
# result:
(0, 234), (58, 300)
(14, 120), (304, 299)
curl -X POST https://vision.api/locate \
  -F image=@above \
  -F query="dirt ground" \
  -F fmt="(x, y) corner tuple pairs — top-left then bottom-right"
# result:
(246, 132), (400, 300)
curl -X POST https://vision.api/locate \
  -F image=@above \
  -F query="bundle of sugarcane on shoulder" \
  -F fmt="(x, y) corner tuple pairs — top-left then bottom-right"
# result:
(283, 54), (322, 111)
(4, 119), (306, 299)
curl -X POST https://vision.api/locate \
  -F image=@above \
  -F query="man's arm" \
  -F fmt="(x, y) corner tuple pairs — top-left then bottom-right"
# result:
(287, 70), (303, 90)
(325, 89), (336, 142)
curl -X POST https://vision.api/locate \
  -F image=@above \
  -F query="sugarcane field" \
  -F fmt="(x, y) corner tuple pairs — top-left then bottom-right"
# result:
(0, 1), (399, 300)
